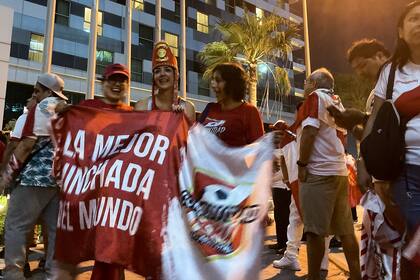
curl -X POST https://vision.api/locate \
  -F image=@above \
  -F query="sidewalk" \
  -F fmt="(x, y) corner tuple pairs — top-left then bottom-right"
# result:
(260, 212), (360, 280)
(1, 207), (363, 279)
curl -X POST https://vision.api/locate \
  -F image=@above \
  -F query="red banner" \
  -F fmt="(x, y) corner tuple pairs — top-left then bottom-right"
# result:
(52, 106), (273, 279)
(52, 106), (190, 278)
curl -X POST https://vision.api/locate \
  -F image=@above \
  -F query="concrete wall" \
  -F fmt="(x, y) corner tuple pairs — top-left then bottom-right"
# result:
(0, 5), (14, 129)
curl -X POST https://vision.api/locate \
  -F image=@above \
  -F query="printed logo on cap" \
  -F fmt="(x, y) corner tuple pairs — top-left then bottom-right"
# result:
(157, 48), (168, 62)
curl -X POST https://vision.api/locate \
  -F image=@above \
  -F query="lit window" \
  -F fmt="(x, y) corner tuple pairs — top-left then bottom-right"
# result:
(96, 50), (113, 74)
(84, 7), (103, 36)
(164, 33), (178, 57)
(55, 0), (70, 26)
(29, 34), (44, 62)
(132, 0), (144, 11)
(196, 11), (209, 33)
(256, 8), (264, 20)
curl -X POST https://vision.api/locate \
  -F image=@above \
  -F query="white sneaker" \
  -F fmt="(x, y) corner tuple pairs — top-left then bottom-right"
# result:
(273, 253), (301, 271)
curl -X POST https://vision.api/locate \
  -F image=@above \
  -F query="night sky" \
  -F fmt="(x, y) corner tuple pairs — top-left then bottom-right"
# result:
(291, 0), (412, 73)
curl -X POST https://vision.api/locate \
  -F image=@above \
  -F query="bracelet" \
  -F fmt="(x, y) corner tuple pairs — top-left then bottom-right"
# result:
(296, 160), (308, 167)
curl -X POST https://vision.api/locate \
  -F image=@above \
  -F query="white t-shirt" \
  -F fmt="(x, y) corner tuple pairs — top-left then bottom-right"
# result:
(374, 62), (420, 165)
(297, 89), (348, 176)
(272, 149), (288, 189)
(10, 112), (28, 140)
(22, 97), (62, 138)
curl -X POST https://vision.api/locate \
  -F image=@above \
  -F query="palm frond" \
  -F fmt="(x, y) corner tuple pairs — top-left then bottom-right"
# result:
(197, 41), (235, 79)
(273, 66), (291, 96)
(198, 12), (300, 104)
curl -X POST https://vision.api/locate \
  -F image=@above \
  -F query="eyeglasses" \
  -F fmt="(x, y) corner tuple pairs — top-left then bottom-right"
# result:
(107, 76), (129, 83)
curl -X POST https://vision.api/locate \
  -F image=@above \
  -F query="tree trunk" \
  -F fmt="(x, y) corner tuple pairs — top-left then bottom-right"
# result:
(248, 65), (258, 106)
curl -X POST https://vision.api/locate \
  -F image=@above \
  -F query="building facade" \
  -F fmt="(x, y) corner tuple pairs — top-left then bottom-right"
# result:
(0, 0), (306, 127)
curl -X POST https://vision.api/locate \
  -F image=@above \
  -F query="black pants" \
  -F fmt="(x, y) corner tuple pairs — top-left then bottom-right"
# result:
(272, 188), (291, 248)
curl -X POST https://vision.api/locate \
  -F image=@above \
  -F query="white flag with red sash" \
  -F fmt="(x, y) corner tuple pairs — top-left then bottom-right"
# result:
(360, 191), (403, 280)
(161, 124), (273, 279)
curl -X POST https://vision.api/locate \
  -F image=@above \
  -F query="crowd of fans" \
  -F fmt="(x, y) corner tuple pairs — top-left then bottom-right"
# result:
(0, 1), (418, 280)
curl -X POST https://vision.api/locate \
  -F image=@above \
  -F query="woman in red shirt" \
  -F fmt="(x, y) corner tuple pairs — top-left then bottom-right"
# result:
(199, 63), (264, 146)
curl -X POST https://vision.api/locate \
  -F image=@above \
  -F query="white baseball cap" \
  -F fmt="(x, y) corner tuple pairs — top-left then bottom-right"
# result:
(37, 73), (67, 101)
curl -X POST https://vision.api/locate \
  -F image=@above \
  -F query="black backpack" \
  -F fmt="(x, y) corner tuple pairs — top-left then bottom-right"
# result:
(360, 63), (405, 181)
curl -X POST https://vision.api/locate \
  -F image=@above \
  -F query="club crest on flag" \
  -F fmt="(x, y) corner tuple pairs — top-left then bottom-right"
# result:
(180, 171), (259, 258)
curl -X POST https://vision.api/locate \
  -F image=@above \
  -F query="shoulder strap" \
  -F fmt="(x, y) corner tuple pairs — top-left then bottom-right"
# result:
(198, 103), (212, 123)
(147, 97), (154, 111)
(386, 62), (397, 100)
(26, 139), (51, 164)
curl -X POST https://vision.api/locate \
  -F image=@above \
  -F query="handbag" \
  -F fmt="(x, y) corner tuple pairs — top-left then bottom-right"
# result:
(360, 63), (405, 181)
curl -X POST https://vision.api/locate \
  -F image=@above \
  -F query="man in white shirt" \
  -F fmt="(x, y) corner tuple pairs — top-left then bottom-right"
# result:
(297, 68), (361, 280)
(0, 73), (67, 280)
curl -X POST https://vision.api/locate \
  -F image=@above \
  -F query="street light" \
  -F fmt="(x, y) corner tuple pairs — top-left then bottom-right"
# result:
(289, 0), (311, 77)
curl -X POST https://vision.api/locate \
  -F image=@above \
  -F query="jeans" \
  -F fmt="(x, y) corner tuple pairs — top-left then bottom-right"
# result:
(392, 164), (420, 233)
(4, 186), (59, 280)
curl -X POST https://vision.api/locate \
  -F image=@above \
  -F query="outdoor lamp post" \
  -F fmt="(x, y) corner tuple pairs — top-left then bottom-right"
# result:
(42, 0), (56, 73)
(86, 0), (99, 99)
(289, 0), (311, 77)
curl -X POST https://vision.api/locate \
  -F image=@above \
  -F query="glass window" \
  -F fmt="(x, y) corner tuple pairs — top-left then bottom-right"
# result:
(139, 24), (154, 57)
(132, 0), (144, 11)
(198, 74), (210, 96)
(84, 7), (103, 36)
(196, 11), (209, 33)
(29, 34), (44, 62)
(164, 32), (178, 57)
(96, 50), (113, 75)
(139, 24), (154, 43)
(256, 8), (264, 20)
(55, 0), (70, 26)
(131, 58), (142, 82)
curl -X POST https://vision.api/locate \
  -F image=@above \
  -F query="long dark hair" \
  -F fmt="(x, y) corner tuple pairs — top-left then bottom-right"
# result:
(212, 63), (248, 102)
(391, 1), (420, 70)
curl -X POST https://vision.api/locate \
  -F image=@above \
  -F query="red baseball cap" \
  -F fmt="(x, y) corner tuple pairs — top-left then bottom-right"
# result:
(102, 63), (129, 80)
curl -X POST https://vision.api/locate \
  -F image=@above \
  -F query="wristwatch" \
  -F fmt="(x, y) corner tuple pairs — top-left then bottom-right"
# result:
(296, 160), (308, 167)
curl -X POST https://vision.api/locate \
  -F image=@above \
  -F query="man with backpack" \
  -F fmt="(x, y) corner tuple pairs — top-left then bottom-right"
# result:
(328, 39), (405, 232)
(0, 73), (67, 280)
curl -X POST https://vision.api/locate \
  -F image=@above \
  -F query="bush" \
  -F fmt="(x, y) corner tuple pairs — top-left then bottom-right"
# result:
(0, 196), (8, 245)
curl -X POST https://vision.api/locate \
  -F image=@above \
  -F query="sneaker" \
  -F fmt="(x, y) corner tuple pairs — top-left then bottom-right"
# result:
(329, 237), (342, 248)
(273, 253), (301, 271)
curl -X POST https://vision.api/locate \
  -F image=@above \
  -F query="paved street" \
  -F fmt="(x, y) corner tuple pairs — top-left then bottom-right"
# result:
(3, 208), (362, 279)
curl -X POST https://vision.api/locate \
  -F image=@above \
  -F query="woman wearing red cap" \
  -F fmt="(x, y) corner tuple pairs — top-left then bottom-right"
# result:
(79, 63), (132, 111)
(198, 63), (264, 147)
(135, 41), (196, 121)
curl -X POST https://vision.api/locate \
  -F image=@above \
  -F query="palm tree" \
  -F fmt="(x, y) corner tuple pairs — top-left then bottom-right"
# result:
(260, 65), (292, 119)
(198, 12), (299, 106)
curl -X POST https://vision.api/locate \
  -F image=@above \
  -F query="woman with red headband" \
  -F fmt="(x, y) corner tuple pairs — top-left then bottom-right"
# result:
(135, 41), (195, 121)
